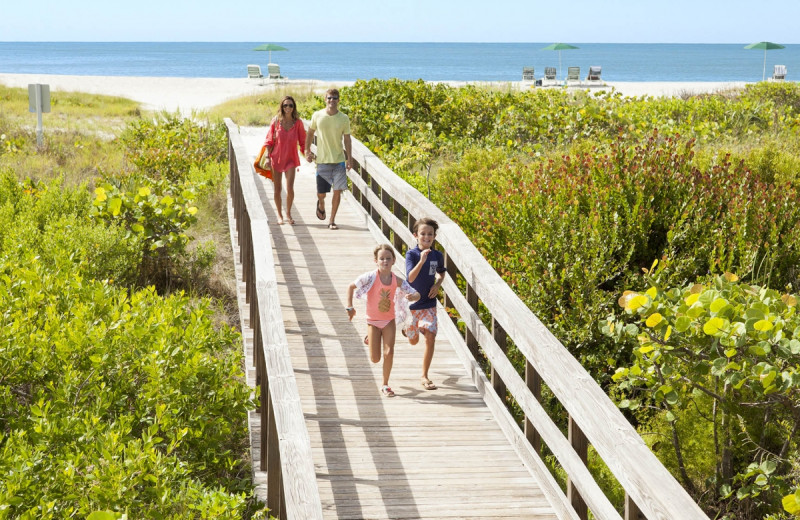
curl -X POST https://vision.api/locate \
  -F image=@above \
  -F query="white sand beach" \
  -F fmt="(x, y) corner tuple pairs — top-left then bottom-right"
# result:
(0, 73), (749, 114)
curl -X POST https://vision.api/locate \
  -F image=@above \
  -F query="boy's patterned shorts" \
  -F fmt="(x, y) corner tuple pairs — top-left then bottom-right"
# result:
(406, 308), (438, 340)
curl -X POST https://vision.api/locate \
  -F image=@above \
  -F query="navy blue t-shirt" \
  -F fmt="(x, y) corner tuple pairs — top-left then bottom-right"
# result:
(405, 246), (446, 310)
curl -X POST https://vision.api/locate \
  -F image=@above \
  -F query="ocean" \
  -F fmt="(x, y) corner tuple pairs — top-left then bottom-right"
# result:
(1, 42), (799, 83)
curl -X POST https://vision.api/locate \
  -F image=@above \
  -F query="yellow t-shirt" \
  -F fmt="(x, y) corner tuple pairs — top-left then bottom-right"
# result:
(310, 109), (351, 164)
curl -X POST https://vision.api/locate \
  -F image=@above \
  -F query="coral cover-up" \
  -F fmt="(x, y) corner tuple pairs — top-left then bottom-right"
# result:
(264, 117), (307, 173)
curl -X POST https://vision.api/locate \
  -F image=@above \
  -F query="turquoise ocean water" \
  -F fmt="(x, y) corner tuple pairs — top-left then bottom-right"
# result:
(1, 42), (799, 83)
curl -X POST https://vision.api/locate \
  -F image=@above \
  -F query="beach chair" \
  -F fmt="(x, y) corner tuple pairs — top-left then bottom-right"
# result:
(566, 66), (580, 85)
(772, 64), (787, 81)
(586, 66), (602, 84)
(544, 67), (558, 85)
(267, 63), (283, 80)
(522, 67), (535, 82)
(247, 64), (264, 81)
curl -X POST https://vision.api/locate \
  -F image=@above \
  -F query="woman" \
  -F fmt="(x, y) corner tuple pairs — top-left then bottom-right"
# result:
(263, 95), (306, 224)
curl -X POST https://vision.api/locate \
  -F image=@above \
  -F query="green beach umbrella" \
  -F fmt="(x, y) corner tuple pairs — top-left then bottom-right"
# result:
(253, 43), (288, 63)
(542, 43), (579, 80)
(744, 41), (785, 81)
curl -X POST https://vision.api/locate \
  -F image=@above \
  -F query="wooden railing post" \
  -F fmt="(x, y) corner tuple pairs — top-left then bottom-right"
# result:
(625, 494), (643, 520)
(491, 317), (507, 404)
(267, 383), (282, 517)
(568, 416), (589, 520)
(392, 199), (405, 253)
(524, 361), (542, 454)
(381, 188), (392, 238)
(443, 252), (459, 327)
(360, 164), (371, 214)
(465, 283), (480, 360)
(369, 175), (380, 226)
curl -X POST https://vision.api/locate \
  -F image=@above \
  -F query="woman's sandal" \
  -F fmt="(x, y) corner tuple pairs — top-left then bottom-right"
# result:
(421, 378), (438, 390)
(381, 385), (395, 397)
(287, 216), (295, 225)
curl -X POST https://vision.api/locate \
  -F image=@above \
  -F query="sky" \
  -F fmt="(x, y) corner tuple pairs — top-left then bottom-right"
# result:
(1, 0), (798, 44)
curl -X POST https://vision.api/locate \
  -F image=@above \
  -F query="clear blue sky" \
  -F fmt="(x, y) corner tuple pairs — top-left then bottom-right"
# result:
(2, 0), (798, 44)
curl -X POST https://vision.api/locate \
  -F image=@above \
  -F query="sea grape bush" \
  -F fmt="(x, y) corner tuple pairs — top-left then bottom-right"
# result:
(435, 133), (800, 375)
(0, 258), (254, 518)
(119, 113), (227, 182)
(605, 272), (800, 518)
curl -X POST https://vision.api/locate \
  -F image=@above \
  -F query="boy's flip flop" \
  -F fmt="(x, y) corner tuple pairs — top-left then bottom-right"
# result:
(315, 202), (325, 220)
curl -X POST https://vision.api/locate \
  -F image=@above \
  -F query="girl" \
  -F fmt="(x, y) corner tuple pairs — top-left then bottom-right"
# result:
(346, 244), (420, 397)
(262, 95), (306, 225)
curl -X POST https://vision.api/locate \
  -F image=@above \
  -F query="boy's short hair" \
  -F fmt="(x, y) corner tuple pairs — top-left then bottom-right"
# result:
(412, 217), (439, 234)
(325, 88), (340, 98)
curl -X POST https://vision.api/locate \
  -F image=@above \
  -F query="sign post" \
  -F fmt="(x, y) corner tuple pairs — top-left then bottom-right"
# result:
(28, 84), (51, 148)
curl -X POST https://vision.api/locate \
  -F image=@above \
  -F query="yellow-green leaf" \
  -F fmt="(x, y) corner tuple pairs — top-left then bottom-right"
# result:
(618, 290), (636, 308)
(645, 313), (663, 327)
(685, 293), (700, 306)
(95, 187), (107, 202)
(723, 272), (739, 282)
(703, 317), (725, 335)
(108, 197), (122, 216)
(138, 187), (151, 197)
(664, 325), (672, 341)
(645, 286), (658, 299)
(754, 320), (774, 331)
(782, 491), (800, 514)
(187, 206), (198, 215)
(639, 344), (655, 354)
(710, 298), (728, 313)
(626, 295), (648, 311)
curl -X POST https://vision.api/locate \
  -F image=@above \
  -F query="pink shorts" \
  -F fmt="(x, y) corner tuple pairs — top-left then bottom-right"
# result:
(367, 319), (392, 329)
(406, 308), (438, 341)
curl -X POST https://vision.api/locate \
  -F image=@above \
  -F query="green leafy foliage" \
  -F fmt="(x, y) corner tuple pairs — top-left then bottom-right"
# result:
(605, 272), (800, 517)
(0, 258), (254, 518)
(119, 113), (227, 182)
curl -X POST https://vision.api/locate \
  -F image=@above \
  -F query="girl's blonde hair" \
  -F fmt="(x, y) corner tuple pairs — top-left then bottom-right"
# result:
(373, 244), (395, 260)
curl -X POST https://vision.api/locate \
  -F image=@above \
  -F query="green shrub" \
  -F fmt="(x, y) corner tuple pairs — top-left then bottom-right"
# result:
(119, 113), (227, 183)
(605, 272), (800, 518)
(0, 257), (254, 518)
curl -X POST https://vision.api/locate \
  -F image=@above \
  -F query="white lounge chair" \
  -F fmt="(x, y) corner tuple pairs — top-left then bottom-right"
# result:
(544, 67), (558, 85)
(522, 67), (535, 82)
(772, 64), (787, 81)
(247, 64), (263, 80)
(566, 66), (581, 85)
(585, 66), (602, 84)
(268, 63), (283, 80)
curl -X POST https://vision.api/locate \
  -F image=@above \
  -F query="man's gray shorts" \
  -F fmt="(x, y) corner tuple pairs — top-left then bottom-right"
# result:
(316, 162), (348, 193)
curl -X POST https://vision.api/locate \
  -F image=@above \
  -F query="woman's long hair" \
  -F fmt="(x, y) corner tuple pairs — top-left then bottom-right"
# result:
(276, 95), (298, 120)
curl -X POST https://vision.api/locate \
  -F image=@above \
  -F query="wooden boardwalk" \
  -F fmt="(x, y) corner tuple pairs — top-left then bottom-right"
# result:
(230, 127), (565, 519)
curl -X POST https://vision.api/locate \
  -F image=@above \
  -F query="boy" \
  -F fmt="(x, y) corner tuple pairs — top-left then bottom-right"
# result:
(405, 217), (447, 390)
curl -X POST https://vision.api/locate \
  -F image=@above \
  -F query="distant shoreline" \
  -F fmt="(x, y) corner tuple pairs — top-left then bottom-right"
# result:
(0, 73), (749, 115)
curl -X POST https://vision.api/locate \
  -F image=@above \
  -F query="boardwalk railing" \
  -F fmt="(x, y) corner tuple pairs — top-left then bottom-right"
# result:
(226, 119), (324, 520)
(341, 139), (709, 520)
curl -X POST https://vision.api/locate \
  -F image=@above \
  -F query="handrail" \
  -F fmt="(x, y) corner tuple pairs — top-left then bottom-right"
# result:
(344, 136), (709, 520)
(225, 119), (324, 520)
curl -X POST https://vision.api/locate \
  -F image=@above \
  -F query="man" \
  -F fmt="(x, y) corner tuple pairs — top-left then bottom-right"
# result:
(305, 88), (353, 230)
